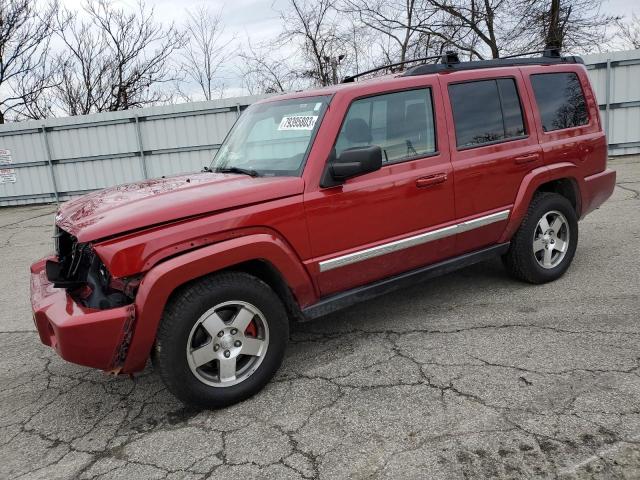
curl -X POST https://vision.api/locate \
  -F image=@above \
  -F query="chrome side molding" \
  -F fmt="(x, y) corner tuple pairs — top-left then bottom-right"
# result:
(318, 209), (510, 272)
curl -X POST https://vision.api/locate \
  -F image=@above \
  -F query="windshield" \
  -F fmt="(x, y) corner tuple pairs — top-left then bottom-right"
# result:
(211, 95), (331, 176)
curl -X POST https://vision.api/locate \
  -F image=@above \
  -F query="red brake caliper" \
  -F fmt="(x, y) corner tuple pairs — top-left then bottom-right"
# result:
(245, 319), (258, 338)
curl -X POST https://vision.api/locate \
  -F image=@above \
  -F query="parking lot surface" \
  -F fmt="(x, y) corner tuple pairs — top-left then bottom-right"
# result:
(1, 157), (639, 479)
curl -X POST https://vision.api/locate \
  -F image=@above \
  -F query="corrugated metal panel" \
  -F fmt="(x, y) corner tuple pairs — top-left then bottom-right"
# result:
(583, 49), (640, 156)
(0, 164), (53, 199)
(148, 150), (217, 179)
(1, 50), (639, 207)
(0, 95), (268, 206)
(55, 156), (145, 192)
(50, 121), (138, 159)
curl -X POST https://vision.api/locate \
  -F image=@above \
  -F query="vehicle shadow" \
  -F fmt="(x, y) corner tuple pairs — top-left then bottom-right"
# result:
(290, 256), (512, 337)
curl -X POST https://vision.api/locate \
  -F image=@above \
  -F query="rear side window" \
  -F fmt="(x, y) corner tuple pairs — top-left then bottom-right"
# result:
(335, 88), (436, 164)
(449, 78), (525, 148)
(530, 72), (588, 132)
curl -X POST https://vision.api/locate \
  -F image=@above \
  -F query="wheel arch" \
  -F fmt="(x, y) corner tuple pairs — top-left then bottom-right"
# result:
(216, 259), (307, 324)
(500, 163), (584, 243)
(121, 234), (316, 373)
(535, 177), (581, 217)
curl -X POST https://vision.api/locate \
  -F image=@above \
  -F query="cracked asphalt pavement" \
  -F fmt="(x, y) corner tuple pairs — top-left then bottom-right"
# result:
(1, 157), (639, 479)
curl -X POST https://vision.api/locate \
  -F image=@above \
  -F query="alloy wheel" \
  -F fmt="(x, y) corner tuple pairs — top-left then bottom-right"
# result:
(532, 210), (570, 269)
(186, 301), (269, 387)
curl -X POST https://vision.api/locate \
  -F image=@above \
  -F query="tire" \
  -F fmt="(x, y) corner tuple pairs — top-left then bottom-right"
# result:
(503, 192), (578, 284)
(153, 271), (288, 408)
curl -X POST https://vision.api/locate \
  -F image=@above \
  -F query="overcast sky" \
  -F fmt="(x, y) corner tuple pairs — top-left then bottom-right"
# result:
(99, 0), (640, 31)
(60, 0), (640, 98)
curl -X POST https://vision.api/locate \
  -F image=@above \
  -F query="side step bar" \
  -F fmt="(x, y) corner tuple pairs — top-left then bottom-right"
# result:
(302, 242), (510, 320)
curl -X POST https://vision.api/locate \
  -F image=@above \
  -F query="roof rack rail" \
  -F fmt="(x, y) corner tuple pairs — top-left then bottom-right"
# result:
(342, 48), (582, 83)
(402, 49), (583, 77)
(500, 47), (561, 59)
(342, 55), (442, 83)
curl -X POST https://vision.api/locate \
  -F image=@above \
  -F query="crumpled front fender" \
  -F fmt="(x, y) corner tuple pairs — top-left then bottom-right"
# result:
(121, 233), (315, 373)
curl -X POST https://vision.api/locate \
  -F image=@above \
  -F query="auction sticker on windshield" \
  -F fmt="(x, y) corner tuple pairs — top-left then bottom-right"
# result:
(278, 115), (318, 131)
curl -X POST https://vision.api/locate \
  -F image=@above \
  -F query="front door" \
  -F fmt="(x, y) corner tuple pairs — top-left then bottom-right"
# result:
(303, 86), (456, 296)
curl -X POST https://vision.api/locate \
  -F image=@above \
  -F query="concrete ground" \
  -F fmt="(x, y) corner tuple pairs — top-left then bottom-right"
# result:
(1, 157), (639, 480)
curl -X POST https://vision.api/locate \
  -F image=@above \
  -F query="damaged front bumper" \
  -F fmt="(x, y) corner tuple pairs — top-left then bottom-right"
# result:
(30, 256), (135, 372)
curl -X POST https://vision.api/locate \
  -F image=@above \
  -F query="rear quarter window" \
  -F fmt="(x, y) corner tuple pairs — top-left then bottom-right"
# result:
(530, 72), (589, 132)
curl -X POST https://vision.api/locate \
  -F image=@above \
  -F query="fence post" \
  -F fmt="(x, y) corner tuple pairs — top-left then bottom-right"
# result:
(134, 115), (149, 179)
(41, 125), (59, 204)
(604, 58), (612, 145)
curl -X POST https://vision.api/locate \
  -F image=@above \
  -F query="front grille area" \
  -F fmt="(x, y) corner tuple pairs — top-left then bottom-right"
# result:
(48, 225), (131, 309)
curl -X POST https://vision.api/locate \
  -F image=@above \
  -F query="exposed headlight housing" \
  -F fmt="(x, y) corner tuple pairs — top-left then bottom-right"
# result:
(46, 226), (132, 309)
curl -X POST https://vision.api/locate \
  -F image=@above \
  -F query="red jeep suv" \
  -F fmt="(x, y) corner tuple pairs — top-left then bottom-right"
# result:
(30, 52), (615, 407)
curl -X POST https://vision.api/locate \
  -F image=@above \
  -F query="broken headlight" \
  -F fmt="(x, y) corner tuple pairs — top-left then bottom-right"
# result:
(46, 227), (132, 309)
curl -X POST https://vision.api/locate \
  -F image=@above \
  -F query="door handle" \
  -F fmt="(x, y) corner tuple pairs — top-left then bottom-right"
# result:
(416, 173), (447, 188)
(514, 153), (540, 164)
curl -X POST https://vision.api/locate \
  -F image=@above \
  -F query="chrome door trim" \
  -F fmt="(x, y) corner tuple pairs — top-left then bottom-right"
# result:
(318, 209), (510, 272)
(456, 210), (511, 233)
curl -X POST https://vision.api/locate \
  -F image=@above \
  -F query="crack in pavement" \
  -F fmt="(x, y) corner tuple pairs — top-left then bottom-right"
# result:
(615, 182), (640, 199)
(2, 158), (640, 479)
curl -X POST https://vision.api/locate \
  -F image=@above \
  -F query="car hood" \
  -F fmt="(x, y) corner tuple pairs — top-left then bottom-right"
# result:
(56, 173), (305, 242)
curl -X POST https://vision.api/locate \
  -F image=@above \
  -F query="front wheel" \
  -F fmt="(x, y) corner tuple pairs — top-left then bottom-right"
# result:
(503, 192), (578, 284)
(153, 272), (289, 408)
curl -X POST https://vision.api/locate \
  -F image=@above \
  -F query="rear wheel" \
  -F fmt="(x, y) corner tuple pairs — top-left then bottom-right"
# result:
(154, 272), (288, 408)
(503, 192), (578, 284)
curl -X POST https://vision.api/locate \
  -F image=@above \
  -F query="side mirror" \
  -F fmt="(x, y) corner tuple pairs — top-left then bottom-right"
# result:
(321, 146), (382, 187)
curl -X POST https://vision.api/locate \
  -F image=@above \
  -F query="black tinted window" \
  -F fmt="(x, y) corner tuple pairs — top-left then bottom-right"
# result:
(498, 79), (526, 138)
(449, 78), (525, 148)
(530, 72), (588, 132)
(335, 89), (436, 164)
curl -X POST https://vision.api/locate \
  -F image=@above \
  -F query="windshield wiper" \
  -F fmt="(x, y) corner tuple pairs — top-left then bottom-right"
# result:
(214, 166), (260, 177)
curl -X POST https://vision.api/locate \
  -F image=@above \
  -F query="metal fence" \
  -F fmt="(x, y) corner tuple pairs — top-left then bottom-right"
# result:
(0, 95), (267, 206)
(583, 49), (640, 157)
(0, 50), (638, 207)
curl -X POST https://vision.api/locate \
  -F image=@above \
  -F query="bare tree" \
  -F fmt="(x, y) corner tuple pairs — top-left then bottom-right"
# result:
(239, 38), (301, 94)
(279, 0), (348, 86)
(54, 14), (110, 116)
(544, 0), (564, 49)
(0, 0), (60, 123)
(418, 0), (617, 59)
(341, 0), (441, 64)
(341, 17), (380, 75)
(239, 1), (378, 93)
(11, 54), (59, 120)
(422, 0), (521, 59)
(181, 6), (234, 101)
(54, 0), (184, 116)
(528, 0), (618, 54)
(615, 13), (640, 49)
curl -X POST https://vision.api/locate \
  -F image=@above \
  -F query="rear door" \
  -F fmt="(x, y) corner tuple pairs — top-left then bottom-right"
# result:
(442, 70), (543, 253)
(303, 84), (456, 296)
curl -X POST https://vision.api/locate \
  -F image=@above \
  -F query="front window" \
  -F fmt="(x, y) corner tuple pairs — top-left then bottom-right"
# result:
(334, 88), (437, 165)
(211, 95), (330, 176)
